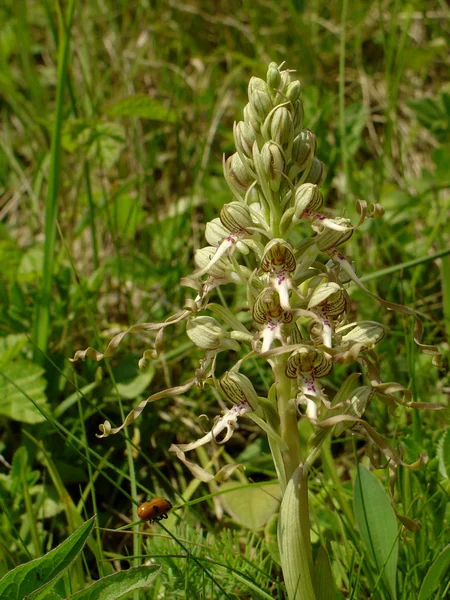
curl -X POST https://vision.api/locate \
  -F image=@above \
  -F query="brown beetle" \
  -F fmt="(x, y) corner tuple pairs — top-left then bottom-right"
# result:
(137, 497), (172, 523)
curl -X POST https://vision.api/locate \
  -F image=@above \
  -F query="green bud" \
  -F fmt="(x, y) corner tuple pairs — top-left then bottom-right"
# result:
(194, 246), (229, 278)
(205, 218), (230, 246)
(338, 321), (385, 349)
(305, 157), (326, 186)
(224, 152), (255, 196)
(186, 316), (240, 352)
(266, 62), (282, 92)
(204, 217), (252, 257)
(250, 89), (273, 123)
(261, 239), (296, 274)
(260, 141), (285, 192)
(186, 316), (225, 349)
(248, 76), (270, 99)
(292, 99), (304, 132)
(293, 183), (324, 220)
(220, 201), (253, 234)
(291, 129), (316, 172)
(234, 121), (257, 160)
(285, 347), (332, 378)
(286, 80), (301, 104)
(314, 217), (353, 251)
(273, 70), (291, 105)
(219, 371), (259, 410)
(269, 106), (294, 153)
(243, 102), (261, 133)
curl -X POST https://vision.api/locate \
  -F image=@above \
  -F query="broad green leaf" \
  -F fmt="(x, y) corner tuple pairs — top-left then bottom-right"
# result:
(0, 360), (49, 423)
(106, 94), (177, 123)
(313, 545), (336, 600)
(0, 516), (95, 600)
(220, 482), (281, 530)
(353, 466), (398, 599)
(418, 544), (450, 600)
(66, 565), (161, 599)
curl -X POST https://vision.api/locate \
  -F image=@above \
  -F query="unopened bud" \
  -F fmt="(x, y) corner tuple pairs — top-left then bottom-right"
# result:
(267, 62), (282, 92)
(224, 152), (255, 196)
(259, 141), (285, 192)
(186, 316), (224, 350)
(220, 201), (253, 234)
(194, 246), (229, 278)
(234, 121), (257, 160)
(291, 129), (316, 172)
(219, 371), (259, 410)
(248, 76), (269, 99)
(293, 183), (324, 220)
(305, 158), (326, 186)
(339, 322), (385, 349)
(268, 106), (294, 152)
(205, 218), (230, 247)
(292, 99), (304, 132)
(250, 89), (273, 122)
(243, 102), (261, 132)
(315, 217), (353, 251)
(273, 70), (291, 104)
(286, 80), (301, 104)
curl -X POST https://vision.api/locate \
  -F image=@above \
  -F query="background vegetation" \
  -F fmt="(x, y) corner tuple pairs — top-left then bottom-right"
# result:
(0, 0), (449, 598)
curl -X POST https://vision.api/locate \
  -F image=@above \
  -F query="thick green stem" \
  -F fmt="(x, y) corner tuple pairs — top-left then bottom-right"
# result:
(274, 356), (302, 486)
(274, 358), (316, 599)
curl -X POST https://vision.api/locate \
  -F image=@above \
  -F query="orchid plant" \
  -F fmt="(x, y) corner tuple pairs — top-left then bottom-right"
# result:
(72, 62), (442, 599)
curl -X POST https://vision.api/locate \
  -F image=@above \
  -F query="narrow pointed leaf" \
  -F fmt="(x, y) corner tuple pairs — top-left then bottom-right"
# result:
(353, 466), (398, 599)
(313, 546), (336, 600)
(0, 517), (95, 600)
(418, 544), (450, 600)
(66, 566), (161, 599)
